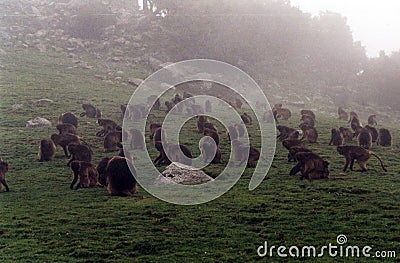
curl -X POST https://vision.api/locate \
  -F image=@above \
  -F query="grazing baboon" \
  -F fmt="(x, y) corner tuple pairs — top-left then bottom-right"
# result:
(0, 158), (9, 192)
(38, 139), (56, 162)
(201, 137), (222, 164)
(364, 125), (378, 142)
(105, 156), (137, 196)
(204, 128), (220, 146)
(350, 116), (362, 133)
(205, 100), (212, 113)
(329, 129), (344, 146)
(241, 113), (252, 125)
(300, 115), (315, 127)
(302, 127), (318, 143)
(97, 157), (111, 187)
(339, 127), (353, 142)
(338, 107), (348, 121)
(120, 104), (127, 119)
(357, 128), (372, 149)
(56, 123), (77, 135)
(301, 110), (316, 120)
(288, 146), (312, 162)
(197, 115), (208, 133)
(290, 152), (329, 180)
(147, 95), (161, 110)
(275, 108), (291, 120)
(129, 128), (145, 150)
(58, 112), (78, 128)
(51, 133), (81, 157)
(103, 131), (122, 153)
(234, 124), (245, 137)
(155, 143), (193, 166)
(277, 125), (297, 141)
(149, 123), (162, 140)
(235, 98), (243, 109)
(231, 140), (260, 168)
(67, 143), (92, 166)
(227, 125), (239, 141)
(69, 161), (99, 190)
(367, 114), (377, 126)
(377, 128), (392, 147)
(80, 103), (101, 118)
(165, 101), (175, 113)
(337, 145), (387, 172)
(96, 118), (121, 137)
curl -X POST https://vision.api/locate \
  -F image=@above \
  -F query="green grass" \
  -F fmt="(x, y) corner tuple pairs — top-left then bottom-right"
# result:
(0, 47), (399, 262)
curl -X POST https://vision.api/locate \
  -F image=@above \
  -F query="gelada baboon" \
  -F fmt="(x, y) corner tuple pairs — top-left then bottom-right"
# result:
(348, 111), (359, 122)
(149, 123), (162, 140)
(201, 137), (222, 164)
(70, 161), (99, 190)
(155, 143), (193, 166)
(56, 123), (77, 135)
(300, 115), (315, 127)
(51, 133), (81, 157)
(0, 157), (9, 192)
(126, 105), (142, 121)
(368, 114), (377, 126)
(241, 113), (252, 125)
(277, 125), (297, 141)
(364, 125), (378, 142)
(329, 129), (344, 146)
(38, 139), (56, 162)
(204, 128), (220, 146)
(338, 107), (348, 121)
(165, 101), (175, 113)
(290, 152), (329, 181)
(105, 156), (138, 196)
(153, 127), (167, 153)
(336, 146), (387, 172)
(301, 126), (318, 143)
(103, 131), (122, 153)
(275, 108), (291, 120)
(357, 128), (372, 149)
(58, 112), (78, 128)
(204, 122), (218, 132)
(231, 139), (260, 168)
(339, 127), (353, 142)
(67, 143), (92, 166)
(96, 157), (111, 187)
(263, 110), (277, 123)
(80, 103), (101, 118)
(129, 128), (145, 150)
(147, 95), (161, 111)
(350, 117), (362, 133)
(301, 110), (316, 120)
(205, 100), (212, 113)
(282, 139), (306, 162)
(226, 125), (239, 141)
(288, 146), (312, 162)
(197, 115), (208, 133)
(96, 118), (121, 137)
(377, 128), (392, 147)
(173, 94), (183, 112)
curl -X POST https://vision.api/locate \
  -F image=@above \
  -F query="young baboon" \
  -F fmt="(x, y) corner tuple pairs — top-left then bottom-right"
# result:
(0, 158), (9, 192)
(241, 113), (252, 125)
(165, 101), (175, 113)
(205, 100), (212, 113)
(70, 161), (99, 190)
(204, 128), (220, 146)
(56, 123), (77, 135)
(155, 143), (193, 166)
(38, 139), (56, 162)
(339, 127), (353, 142)
(235, 98), (243, 109)
(275, 108), (291, 120)
(226, 125), (239, 141)
(364, 125), (378, 142)
(357, 128), (372, 149)
(103, 131), (122, 153)
(96, 157), (111, 187)
(51, 133), (81, 157)
(66, 143), (92, 166)
(338, 107), (348, 121)
(377, 128), (392, 147)
(58, 112), (78, 128)
(337, 145), (387, 172)
(302, 127), (318, 143)
(197, 115), (208, 133)
(96, 118), (121, 137)
(129, 128), (145, 150)
(149, 123), (162, 140)
(287, 146), (312, 162)
(277, 125), (297, 141)
(201, 137), (222, 164)
(328, 128), (344, 146)
(234, 124), (245, 137)
(80, 103), (101, 118)
(231, 140), (260, 168)
(290, 152), (329, 180)
(105, 156), (137, 196)
(367, 114), (377, 126)
(301, 110), (316, 120)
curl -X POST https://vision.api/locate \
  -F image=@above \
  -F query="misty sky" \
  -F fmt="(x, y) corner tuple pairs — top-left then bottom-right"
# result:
(290, 0), (400, 57)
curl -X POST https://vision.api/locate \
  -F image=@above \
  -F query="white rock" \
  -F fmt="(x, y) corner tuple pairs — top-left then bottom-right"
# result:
(26, 117), (52, 128)
(158, 163), (214, 185)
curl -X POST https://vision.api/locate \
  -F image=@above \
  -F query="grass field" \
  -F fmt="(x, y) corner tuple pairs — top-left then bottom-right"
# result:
(0, 47), (399, 262)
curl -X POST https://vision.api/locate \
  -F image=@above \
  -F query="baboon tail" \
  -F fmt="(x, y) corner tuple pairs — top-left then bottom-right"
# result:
(370, 152), (387, 172)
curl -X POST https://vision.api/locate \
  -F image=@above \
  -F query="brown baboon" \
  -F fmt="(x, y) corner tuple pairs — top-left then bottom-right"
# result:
(348, 111), (359, 122)
(234, 124), (245, 137)
(339, 127), (353, 142)
(56, 123), (77, 135)
(173, 94), (183, 112)
(155, 143), (193, 166)
(241, 113), (252, 125)
(204, 122), (218, 132)
(204, 128), (220, 146)
(287, 146), (312, 162)
(277, 125), (297, 141)
(103, 131), (122, 153)
(96, 118), (121, 137)
(197, 115), (208, 133)
(129, 128), (145, 150)
(302, 127), (318, 143)
(290, 152), (329, 180)
(350, 116), (362, 133)
(205, 100), (212, 113)
(227, 126), (239, 141)
(273, 103), (283, 110)
(165, 101), (175, 113)
(275, 108), (291, 120)
(329, 129), (344, 146)
(69, 161), (99, 190)
(300, 115), (315, 127)
(377, 128), (392, 147)
(97, 157), (111, 187)
(364, 125), (378, 142)
(263, 110), (276, 123)
(51, 133), (81, 157)
(127, 105), (142, 121)
(58, 112), (78, 128)
(120, 104), (127, 119)
(301, 110), (316, 120)
(105, 156), (137, 196)
(153, 127), (167, 152)
(337, 145), (387, 172)
(288, 130), (301, 140)
(0, 158), (9, 192)
(338, 107), (348, 121)
(357, 128), (372, 149)
(367, 114), (377, 126)
(38, 139), (56, 162)
(80, 103), (101, 118)
(235, 98), (243, 109)
(201, 137), (222, 164)
(147, 95), (161, 111)
(282, 139), (306, 151)
(67, 143), (92, 166)
(231, 140), (260, 168)
(149, 123), (162, 140)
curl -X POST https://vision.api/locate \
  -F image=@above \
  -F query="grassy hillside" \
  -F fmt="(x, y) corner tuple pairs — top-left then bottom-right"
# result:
(0, 47), (399, 262)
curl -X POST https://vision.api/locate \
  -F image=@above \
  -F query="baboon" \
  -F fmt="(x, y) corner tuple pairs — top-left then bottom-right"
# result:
(103, 131), (122, 153)
(127, 105), (142, 121)
(153, 127), (167, 152)
(275, 108), (291, 120)
(235, 98), (243, 109)
(80, 103), (101, 118)
(348, 111), (359, 122)
(287, 130), (301, 140)
(183, 91), (193, 100)
(364, 125), (378, 142)
(38, 139), (56, 161)
(204, 122), (217, 132)
(337, 145), (387, 172)
(96, 118), (121, 137)
(173, 94), (183, 112)
(300, 115), (315, 127)
(120, 104), (127, 119)
(290, 152), (329, 180)
(329, 129), (344, 146)
(105, 156), (137, 196)
(277, 125), (297, 141)
(56, 123), (77, 135)
(69, 161), (99, 190)
(350, 116), (362, 133)
(205, 100), (212, 113)
(226, 125), (239, 141)
(357, 128), (372, 149)
(263, 110), (276, 123)
(302, 127), (318, 143)
(367, 114), (377, 126)
(282, 139), (306, 151)
(231, 139), (260, 168)
(204, 128), (220, 146)
(197, 115), (208, 133)
(273, 103), (283, 110)
(339, 127), (353, 142)
(149, 123), (162, 140)
(288, 146), (312, 162)
(201, 137), (222, 164)
(234, 124), (245, 137)
(129, 128), (145, 150)
(338, 107), (348, 121)
(301, 110), (316, 120)
(165, 101), (175, 113)
(66, 143), (92, 166)
(191, 104), (204, 115)
(147, 95), (161, 110)
(377, 128), (392, 147)
(58, 112), (78, 128)
(155, 143), (193, 166)
(0, 158), (9, 192)
(97, 157), (111, 187)
(241, 113), (252, 125)
(51, 133), (81, 157)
